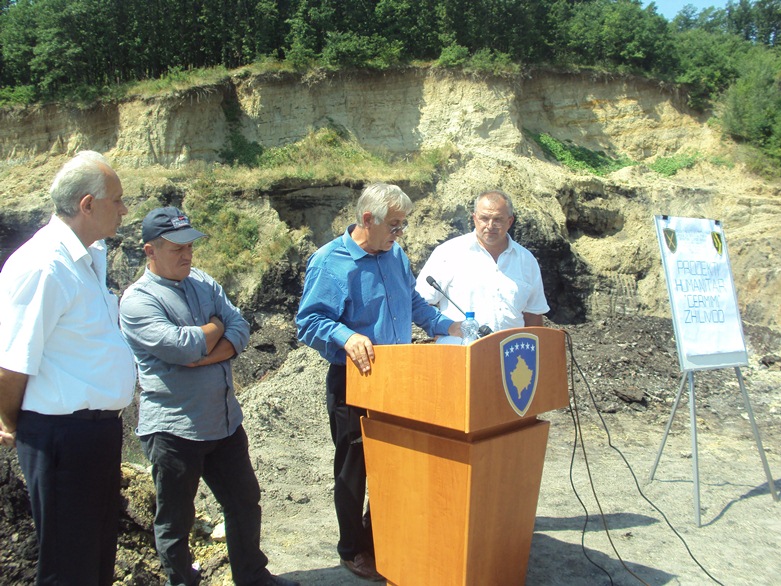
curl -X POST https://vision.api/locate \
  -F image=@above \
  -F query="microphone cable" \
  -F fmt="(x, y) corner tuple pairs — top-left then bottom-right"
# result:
(562, 329), (725, 586)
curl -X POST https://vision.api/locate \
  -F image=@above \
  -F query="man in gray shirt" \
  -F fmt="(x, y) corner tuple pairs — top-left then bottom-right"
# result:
(120, 207), (298, 586)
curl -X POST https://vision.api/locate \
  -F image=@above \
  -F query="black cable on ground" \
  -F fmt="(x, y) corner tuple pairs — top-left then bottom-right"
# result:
(562, 330), (724, 586)
(564, 330), (649, 586)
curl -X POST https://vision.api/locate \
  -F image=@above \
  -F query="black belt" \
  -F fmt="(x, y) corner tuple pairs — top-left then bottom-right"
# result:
(66, 409), (122, 420)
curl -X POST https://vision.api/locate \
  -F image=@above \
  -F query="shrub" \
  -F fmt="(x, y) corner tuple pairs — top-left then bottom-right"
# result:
(219, 132), (265, 168)
(0, 84), (37, 106)
(185, 184), (261, 292)
(436, 44), (470, 68)
(321, 31), (403, 70)
(720, 45), (781, 159)
(465, 49), (519, 76)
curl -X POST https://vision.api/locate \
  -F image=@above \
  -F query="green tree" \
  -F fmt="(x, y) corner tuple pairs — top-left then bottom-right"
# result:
(721, 45), (781, 157)
(249, 0), (289, 59)
(555, 0), (675, 75)
(672, 28), (750, 109)
(671, 4), (701, 30)
(285, 0), (339, 67)
(374, 0), (440, 60)
(753, 0), (781, 45)
(726, 0), (757, 40)
(28, 0), (90, 97)
(0, 0), (37, 87)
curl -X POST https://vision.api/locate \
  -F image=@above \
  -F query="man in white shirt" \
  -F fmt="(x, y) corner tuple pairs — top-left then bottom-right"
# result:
(0, 151), (136, 585)
(416, 190), (549, 333)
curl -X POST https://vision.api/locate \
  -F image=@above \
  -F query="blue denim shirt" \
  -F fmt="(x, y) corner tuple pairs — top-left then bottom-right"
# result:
(120, 267), (250, 441)
(296, 225), (454, 364)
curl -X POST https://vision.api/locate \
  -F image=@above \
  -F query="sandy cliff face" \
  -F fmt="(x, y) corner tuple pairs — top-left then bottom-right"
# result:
(0, 69), (713, 166)
(0, 68), (778, 330)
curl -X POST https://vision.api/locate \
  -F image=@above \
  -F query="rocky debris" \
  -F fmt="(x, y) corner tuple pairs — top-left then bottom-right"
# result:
(0, 451), (36, 584)
(562, 316), (781, 438)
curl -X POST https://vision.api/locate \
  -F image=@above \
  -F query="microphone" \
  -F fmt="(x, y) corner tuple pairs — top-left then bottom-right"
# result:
(425, 276), (492, 337)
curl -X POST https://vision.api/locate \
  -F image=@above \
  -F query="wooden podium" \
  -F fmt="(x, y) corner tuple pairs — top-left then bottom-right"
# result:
(346, 327), (568, 586)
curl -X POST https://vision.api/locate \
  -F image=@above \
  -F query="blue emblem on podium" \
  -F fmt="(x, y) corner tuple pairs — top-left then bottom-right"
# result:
(500, 333), (540, 416)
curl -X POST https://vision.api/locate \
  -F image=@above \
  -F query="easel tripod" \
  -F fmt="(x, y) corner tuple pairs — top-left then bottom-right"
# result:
(648, 367), (779, 526)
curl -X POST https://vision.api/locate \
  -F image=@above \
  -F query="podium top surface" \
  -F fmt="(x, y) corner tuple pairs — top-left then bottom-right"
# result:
(346, 327), (568, 434)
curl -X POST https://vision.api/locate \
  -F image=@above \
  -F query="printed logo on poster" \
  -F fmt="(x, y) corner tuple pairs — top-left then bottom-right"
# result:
(711, 231), (723, 255)
(500, 333), (540, 417)
(663, 228), (677, 253)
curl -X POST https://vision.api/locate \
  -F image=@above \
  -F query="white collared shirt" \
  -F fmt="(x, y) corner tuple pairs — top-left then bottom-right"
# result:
(416, 231), (549, 333)
(0, 215), (136, 414)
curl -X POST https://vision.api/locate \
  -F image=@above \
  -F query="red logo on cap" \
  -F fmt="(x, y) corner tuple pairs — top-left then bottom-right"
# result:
(171, 215), (190, 229)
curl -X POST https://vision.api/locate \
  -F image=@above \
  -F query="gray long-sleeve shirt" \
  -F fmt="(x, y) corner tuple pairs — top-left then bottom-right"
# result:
(119, 267), (250, 441)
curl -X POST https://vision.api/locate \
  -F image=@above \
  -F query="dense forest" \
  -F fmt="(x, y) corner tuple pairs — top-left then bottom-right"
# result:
(1, 0), (781, 162)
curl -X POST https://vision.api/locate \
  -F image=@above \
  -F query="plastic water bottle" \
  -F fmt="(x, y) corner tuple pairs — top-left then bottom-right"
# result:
(461, 312), (480, 345)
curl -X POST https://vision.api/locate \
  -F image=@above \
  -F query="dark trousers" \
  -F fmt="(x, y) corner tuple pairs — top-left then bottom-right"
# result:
(16, 410), (123, 586)
(326, 363), (373, 561)
(140, 425), (270, 586)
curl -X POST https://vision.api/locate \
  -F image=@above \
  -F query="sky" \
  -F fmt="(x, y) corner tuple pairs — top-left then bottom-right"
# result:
(646, 0), (729, 20)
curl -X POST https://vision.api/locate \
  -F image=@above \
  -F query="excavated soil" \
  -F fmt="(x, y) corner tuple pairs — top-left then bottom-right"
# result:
(1, 315), (779, 585)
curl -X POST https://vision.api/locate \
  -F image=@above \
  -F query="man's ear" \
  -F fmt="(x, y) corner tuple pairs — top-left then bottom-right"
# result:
(143, 242), (155, 259)
(79, 193), (94, 214)
(362, 211), (373, 226)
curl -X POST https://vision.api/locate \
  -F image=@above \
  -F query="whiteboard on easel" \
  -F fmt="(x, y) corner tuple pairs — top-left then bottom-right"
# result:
(654, 215), (748, 371)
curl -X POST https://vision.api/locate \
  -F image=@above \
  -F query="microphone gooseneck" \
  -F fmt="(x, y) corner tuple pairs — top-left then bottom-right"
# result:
(425, 276), (492, 337)
(426, 276), (466, 317)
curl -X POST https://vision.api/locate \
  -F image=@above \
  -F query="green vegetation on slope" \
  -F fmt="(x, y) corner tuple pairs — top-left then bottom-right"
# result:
(127, 126), (457, 297)
(531, 133), (732, 178)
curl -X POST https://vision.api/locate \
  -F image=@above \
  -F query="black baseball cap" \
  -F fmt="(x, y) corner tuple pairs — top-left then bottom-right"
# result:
(142, 207), (206, 244)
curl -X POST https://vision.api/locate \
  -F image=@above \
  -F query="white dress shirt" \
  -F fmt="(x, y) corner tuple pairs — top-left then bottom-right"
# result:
(416, 231), (549, 333)
(0, 215), (136, 414)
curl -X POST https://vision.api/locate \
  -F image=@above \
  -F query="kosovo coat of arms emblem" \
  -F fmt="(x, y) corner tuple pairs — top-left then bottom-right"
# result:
(500, 333), (540, 417)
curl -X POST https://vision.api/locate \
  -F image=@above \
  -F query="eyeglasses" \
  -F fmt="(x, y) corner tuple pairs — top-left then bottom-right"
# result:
(474, 215), (510, 227)
(387, 220), (408, 235)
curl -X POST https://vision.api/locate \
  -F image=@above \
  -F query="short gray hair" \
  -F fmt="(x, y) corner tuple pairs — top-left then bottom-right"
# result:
(355, 182), (413, 226)
(474, 190), (515, 217)
(50, 151), (113, 217)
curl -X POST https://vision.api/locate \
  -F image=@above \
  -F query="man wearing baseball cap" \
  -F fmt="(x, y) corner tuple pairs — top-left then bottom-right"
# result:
(120, 207), (298, 586)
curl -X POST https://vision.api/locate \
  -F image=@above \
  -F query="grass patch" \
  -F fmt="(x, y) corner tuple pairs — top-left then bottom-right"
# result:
(647, 153), (699, 176)
(532, 132), (633, 175)
(128, 65), (232, 98)
(221, 125), (458, 187)
(531, 133), (732, 178)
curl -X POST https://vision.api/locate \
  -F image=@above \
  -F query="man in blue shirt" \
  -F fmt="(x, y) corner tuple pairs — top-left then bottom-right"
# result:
(120, 207), (298, 586)
(296, 183), (461, 581)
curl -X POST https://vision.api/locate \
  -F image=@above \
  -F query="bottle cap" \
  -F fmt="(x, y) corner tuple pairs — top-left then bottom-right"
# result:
(465, 311), (475, 318)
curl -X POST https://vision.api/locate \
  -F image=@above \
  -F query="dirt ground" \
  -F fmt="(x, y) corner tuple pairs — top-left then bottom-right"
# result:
(1, 315), (780, 585)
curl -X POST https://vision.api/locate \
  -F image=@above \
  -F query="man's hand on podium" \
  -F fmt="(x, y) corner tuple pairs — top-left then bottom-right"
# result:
(345, 333), (375, 373)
